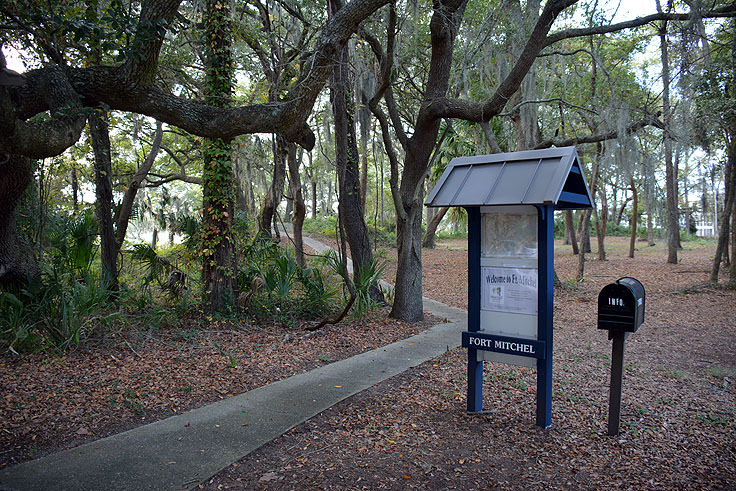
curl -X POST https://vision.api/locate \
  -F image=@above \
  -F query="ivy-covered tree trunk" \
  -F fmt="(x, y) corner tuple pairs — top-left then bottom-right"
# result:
(202, 0), (235, 312)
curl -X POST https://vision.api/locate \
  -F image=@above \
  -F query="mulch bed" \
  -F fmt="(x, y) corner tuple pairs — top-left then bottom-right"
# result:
(202, 236), (736, 489)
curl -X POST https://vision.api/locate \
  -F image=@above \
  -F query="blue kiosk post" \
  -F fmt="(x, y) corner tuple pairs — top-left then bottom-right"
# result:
(426, 147), (592, 428)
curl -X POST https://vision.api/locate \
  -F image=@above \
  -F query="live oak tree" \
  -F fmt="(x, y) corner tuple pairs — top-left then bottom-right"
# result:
(0, 0), (392, 299)
(3, 0), (736, 315)
(364, 0), (736, 321)
(694, 18), (736, 286)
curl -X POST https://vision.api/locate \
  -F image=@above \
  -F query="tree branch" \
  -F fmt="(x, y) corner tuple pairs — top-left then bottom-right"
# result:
(144, 173), (202, 187)
(1, 66), (86, 159)
(123, 0), (182, 84)
(544, 5), (736, 47)
(7, 0), (391, 158)
(116, 120), (164, 244)
(534, 113), (664, 149)
(421, 0), (579, 123)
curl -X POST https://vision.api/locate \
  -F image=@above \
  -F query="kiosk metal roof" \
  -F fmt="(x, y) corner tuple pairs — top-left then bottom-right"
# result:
(425, 146), (592, 209)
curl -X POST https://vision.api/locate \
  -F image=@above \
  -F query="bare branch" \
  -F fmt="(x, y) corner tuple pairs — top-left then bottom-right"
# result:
(116, 120), (164, 244)
(499, 97), (598, 117)
(534, 113), (664, 149)
(480, 121), (502, 153)
(544, 5), (736, 47)
(144, 173), (202, 187)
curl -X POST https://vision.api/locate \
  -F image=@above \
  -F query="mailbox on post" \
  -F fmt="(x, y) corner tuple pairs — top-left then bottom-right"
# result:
(598, 277), (645, 436)
(425, 146), (593, 428)
(598, 277), (645, 333)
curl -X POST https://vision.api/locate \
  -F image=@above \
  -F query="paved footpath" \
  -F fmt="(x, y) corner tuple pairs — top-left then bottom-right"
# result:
(0, 236), (467, 491)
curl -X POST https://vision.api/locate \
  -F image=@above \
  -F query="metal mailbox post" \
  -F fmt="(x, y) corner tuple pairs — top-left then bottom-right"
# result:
(598, 277), (646, 435)
(426, 146), (593, 428)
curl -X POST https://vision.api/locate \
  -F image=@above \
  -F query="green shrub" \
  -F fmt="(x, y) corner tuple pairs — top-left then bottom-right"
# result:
(369, 225), (396, 247)
(236, 235), (337, 324)
(303, 216), (338, 237)
(320, 250), (385, 319)
(1, 268), (112, 353)
(437, 229), (468, 240)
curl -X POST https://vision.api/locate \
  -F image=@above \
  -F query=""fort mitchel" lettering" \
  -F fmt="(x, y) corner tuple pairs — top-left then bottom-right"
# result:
(468, 336), (536, 354)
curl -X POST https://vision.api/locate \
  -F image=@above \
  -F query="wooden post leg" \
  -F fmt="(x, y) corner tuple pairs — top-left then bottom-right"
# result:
(608, 331), (626, 436)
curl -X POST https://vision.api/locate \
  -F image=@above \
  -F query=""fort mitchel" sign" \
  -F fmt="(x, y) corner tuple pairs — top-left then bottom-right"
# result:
(462, 331), (546, 359)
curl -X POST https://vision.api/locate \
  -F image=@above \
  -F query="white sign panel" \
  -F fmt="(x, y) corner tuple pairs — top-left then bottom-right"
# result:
(481, 266), (538, 315)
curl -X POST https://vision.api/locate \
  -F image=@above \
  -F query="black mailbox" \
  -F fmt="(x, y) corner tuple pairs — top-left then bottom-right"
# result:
(598, 277), (645, 333)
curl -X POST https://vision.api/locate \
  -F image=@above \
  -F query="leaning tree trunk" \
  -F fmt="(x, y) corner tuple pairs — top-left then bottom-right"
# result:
(422, 206), (449, 249)
(89, 112), (120, 291)
(711, 140), (736, 284)
(0, 155), (39, 286)
(259, 135), (288, 236)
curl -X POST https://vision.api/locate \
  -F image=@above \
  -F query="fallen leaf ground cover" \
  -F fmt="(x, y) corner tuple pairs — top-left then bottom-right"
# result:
(204, 236), (736, 489)
(0, 309), (435, 467)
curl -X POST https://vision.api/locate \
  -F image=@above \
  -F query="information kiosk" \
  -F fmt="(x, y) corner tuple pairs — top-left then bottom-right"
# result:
(425, 146), (593, 428)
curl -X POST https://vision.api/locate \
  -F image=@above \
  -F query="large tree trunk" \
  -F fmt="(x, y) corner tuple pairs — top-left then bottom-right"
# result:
(657, 0), (679, 264)
(89, 112), (119, 290)
(388, 0), (464, 320)
(202, 0), (235, 312)
(711, 139), (736, 284)
(422, 206), (449, 249)
(0, 155), (39, 286)
(391, 192), (426, 322)
(330, 0), (383, 302)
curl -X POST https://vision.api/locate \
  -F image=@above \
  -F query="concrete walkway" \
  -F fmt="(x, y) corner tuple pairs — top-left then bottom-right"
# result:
(0, 237), (467, 491)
